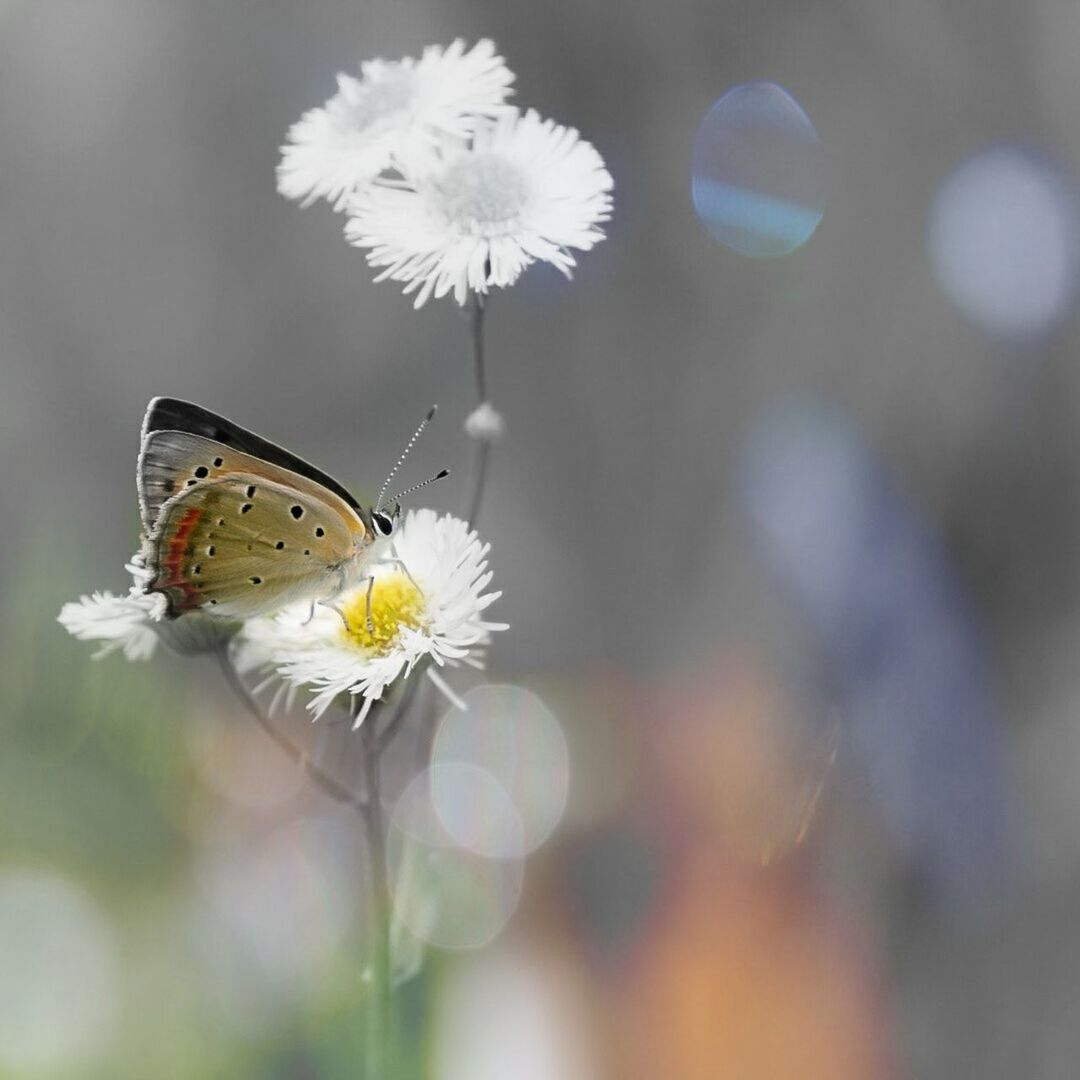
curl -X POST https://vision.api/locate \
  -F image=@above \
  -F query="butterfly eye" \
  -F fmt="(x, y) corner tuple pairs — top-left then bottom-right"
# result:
(372, 511), (395, 538)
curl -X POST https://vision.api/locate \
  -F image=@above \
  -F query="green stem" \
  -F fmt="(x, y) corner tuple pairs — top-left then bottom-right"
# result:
(377, 664), (423, 756)
(215, 645), (368, 818)
(465, 294), (491, 529)
(467, 442), (491, 531)
(360, 704), (392, 1078)
(468, 292), (487, 401)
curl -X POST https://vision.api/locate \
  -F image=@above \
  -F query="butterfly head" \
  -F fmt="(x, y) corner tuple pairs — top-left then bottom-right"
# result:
(367, 407), (449, 544)
(370, 504), (400, 539)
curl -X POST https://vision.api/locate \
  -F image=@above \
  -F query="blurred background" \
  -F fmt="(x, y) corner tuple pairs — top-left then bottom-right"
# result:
(4, 0), (1080, 1076)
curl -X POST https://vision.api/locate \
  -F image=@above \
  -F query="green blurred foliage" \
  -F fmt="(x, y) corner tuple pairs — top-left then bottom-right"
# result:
(0, 536), (433, 1079)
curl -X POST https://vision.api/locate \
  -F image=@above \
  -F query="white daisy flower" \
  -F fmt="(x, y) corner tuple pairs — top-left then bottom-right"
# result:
(59, 554), (233, 660)
(237, 509), (507, 725)
(278, 39), (515, 212)
(344, 108), (614, 307)
(58, 588), (165, 661)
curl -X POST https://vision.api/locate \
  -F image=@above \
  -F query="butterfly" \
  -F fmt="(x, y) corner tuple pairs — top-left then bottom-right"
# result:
(136, 397), (446, 620)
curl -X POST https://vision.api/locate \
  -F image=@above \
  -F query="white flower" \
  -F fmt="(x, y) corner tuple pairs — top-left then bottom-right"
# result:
(344, 108), (614, 307)
(59, 553), (233, 660)
(238, 509), (507, 725)
(278, 39), (515, 212)
(58, 589), (165, 661)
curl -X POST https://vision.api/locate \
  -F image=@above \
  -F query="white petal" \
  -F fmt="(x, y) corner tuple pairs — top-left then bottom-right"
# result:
(58, 590), (162, 661)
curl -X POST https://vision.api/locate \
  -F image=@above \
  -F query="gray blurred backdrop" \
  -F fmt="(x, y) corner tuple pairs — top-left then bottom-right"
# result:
(6, 2), (1080, 1078)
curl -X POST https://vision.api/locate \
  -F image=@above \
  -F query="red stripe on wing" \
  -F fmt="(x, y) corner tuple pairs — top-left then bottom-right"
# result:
(155, 506), (203, 611)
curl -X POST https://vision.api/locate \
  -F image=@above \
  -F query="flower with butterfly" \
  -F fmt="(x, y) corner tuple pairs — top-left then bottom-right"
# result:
(58, 393), (507, 1080)
(59, 397), (505, 723)
(238, 507), (506, 724)
(61, 36), (609, 1079)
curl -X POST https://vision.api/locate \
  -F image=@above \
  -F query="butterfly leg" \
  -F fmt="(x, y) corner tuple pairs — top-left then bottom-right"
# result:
(321, 575), (375, 633)
(319, 599), (352, 633)
(382, 557), (423, 595)
(363, 574), (376, 633)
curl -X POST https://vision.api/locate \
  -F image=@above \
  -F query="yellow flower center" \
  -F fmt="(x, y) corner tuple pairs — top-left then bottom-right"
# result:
(340, 572), (425, 654)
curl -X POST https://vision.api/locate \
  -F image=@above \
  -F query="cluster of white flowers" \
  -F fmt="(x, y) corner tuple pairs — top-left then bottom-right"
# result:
(59, 37), (614, 726)
(278, 39), (613, 307)
(59, 510), (505, 723)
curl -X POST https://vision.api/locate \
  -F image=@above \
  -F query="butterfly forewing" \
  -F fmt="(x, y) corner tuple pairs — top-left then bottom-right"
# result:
(139, 397), (364, 528)
(146, 472), (369, 619)
(139, 429), (374, 536)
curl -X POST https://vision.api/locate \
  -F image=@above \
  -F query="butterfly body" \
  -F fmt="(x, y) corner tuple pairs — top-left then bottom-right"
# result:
(137, 398), (392, 620)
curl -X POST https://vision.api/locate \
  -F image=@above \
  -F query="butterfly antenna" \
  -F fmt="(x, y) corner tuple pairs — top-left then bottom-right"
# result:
(376, 405), (437, 511)
(389, 469), (450, 505)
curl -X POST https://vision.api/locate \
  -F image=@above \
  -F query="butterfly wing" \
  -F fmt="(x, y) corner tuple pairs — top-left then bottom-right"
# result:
(138, 397), (366, 529)
(146, 472), (370, 619)
(139, 425), (376, 533)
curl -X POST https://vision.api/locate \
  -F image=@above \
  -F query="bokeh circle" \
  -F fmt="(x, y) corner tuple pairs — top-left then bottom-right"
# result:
(0, 869), (120, 1071)
(692, 81), (826, 257)
(929, 146), (1080, 343)
(432, 684), (569, 857)
(388, 767), (525, 951)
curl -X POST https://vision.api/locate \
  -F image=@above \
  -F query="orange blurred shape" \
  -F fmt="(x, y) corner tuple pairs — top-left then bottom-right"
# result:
(605, 861), (894, 1080)
(656, 659), (839, 865)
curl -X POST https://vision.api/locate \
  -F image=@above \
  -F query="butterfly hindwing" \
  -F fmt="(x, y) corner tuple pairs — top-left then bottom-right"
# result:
(146, 472), (369, 619)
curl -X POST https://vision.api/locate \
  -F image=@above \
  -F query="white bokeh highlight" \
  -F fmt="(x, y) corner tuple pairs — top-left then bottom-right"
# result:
(193, 814), (362, 1026)
(432, 684), (569, 856)
(433, 947), (597, 1080)
(929, 146), (1080, 343)
(0, 870), (121, 1072)
(430, 762), (528, 859)
(388, 767), (524, 951)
